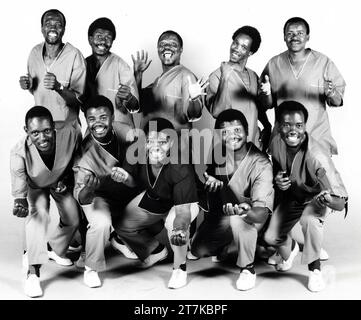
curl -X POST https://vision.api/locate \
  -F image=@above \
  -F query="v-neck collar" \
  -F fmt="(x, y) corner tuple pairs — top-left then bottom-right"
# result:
(146, 161), (165, 189)
(94, 53), (112, 81)
(233, 67), (251, 92)
(156, 64), (182, 86)
(42, 42), (67, 72)
(287, 49), (311, 80)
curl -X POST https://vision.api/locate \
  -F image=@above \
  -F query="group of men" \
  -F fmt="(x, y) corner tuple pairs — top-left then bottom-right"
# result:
(11, 9), (347, 298)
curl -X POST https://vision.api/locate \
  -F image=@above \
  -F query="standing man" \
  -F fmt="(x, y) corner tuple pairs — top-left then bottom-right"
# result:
(81, 17), (139, 141)
(190, 109), (274, 291)
(132, 30), (208, 131)
(264, 101), (347, 292)
(206, 26), (272, 151)
(19, 9), (86, 137)
(73, 95), (139, 288)
(260, 17), (346, 155)
(10, 106), (81, 298)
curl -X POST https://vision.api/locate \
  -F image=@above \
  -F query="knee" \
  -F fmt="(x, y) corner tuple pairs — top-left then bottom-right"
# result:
(300, 214), (322, 230)
(87, 211), (112, 233)
(263, 229), (282, 247)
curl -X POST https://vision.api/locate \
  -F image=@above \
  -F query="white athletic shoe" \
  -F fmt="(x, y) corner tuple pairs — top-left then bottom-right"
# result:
(186, 251), (199, 261)
(168, 269), (188, 289)
(68, 244), (82, 253)
(141, 247), (168, 268)
(75, 251), (86, 269)
(320, 248), (329, 261)
(48, 250), (73, 266)
(267, 252), (282, 265)
(276, 242), (299, 272)
(24, 274), (43, 298)
(84, 266), (101, 288)
(110, 237), (138, 260)
(236, 270), (256, 291)
(308, 269), (326, 292)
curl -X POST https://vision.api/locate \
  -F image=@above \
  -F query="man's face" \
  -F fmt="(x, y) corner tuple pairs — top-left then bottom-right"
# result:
(220, 120), (247, 152)
(284, 22), (309, 53)
(89, 28), (114, 57)
(25, 117), (55, 154)
(229, 34), (253, 63)
(157, 34), (182, 67)
(41, 12), (65, 45)
(146, 131), (172, 164)
(279, 111), (306, 147)
(86, 106), (114, 141)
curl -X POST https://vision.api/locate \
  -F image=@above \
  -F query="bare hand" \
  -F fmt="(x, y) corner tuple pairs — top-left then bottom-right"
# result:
(83, 172), (100, 189)
(259, 75), (271, 96)
(315, 190), (332, 207)
(19, 74), (33, 90)
(275, 171), (291, 191)
(203, 172), (223, 192)
(187, 75), (209, 100)
(222, 202), (250, 217)
(116, 84), (132, 101)
(220, 62), (233, 78)
(324, 79), (336, 97)
(170, 229), (187, 246)
(132, 50), (152, 74)
(43, 72), (60, 90)
(13, 198), (29, 218)
(111, 167), (129, 183)
(54, 181), (67, 193)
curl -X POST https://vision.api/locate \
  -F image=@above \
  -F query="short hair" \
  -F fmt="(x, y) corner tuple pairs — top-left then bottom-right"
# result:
(232, 26), (261, 54)
(276, 100), (309, 123)
(215, 109), (249, 136)
(41, 9), (66, 27)
(143, 118), (175, 136)
(83, 95), (114, 116)
(88, 17), (116, 40)
(283, 17), (310, 35)
(157, 30), (183, 48)
(25, 106), (54, 127)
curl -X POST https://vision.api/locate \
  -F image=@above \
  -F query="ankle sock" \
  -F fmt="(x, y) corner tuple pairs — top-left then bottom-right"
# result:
(308, 259), (321, 271)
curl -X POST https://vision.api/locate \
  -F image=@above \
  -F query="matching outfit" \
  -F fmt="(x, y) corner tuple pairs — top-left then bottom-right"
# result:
(10, 123), (81, 266)
(27, 42), (86, 128)
(262, 49), (346, 155)
(73, 126), (138, 271)
(264, 134), (348, 264)
(207, 67), (261, 147)
(83, 53), (139, 138)
(192, 142), (274, 268)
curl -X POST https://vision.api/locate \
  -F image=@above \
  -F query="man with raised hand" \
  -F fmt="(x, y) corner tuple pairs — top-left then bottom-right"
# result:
(11, 106), (80, 298)
(81, 17), (139, 141)
(19, 9), (86, 138)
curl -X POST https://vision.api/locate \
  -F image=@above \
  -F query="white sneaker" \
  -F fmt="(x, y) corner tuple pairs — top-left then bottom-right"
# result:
(276, 242), (299, 272)
(68, 244), (82, 253)
(186, 251), (199, 260)
(168, 269), (187, 289)
(320, 248), (329, 261)
(24, 274), (43, 298)
(84, 266), (101, 288)
(110, 237), (138, 260)
(308, 269), (326, 292)
(236, 270), (256, 291)
(75, 251), (86, 269)
(267, 252), (282, 265)
(141, 247), (168, 268)
(48, 250), (73, 266)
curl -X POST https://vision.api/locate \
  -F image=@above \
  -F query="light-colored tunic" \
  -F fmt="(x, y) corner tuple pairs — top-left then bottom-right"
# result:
(262, 49), (346, 155)
(27, 42), (86, 123)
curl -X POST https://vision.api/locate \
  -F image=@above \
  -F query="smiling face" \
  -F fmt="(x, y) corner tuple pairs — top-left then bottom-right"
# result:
(41, 12), (65, 45)
(229, 34), (253, 64)
(86, 106), (114, 142)
(219, 120), (247, 152)
(279, 111), (306, 148)
(146, 131), (173, 164)
(89, 28), (114, 57)
(157, 34), (182, 67)
(25, 117), (55, 154)
(284, 22), (309, 53)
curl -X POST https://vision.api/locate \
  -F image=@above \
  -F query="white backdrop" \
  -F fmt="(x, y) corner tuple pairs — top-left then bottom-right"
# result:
(0, 0), (359, 298)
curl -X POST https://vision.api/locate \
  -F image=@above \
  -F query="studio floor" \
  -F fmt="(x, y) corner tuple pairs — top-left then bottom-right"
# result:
(1, 192), (360, 301)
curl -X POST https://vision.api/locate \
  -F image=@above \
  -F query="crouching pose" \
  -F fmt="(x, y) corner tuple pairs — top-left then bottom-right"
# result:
(10, 106), (81, 298)
(264, 100), (348, 292)
(190, 109), (274, 291)
(115, 118), (199, 289)
(73, 95), (138, 288)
